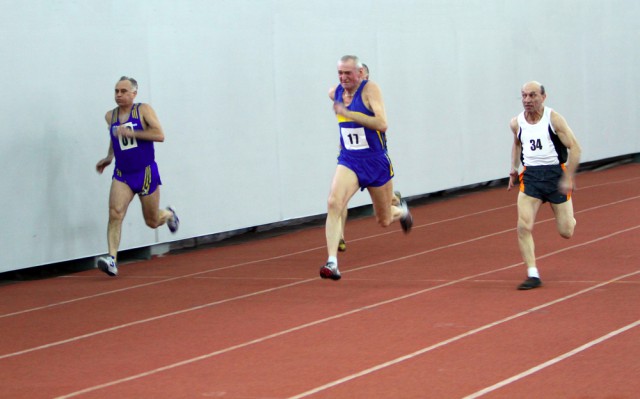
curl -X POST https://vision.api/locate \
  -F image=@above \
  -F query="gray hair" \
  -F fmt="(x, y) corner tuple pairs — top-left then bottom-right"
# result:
(118, 76), (138, 91)
(339, 55), (363, 69)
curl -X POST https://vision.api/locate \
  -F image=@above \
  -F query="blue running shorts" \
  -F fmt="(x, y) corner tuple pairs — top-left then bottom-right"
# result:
(113, 162), (162, 196)
(338, 150), (394, 191)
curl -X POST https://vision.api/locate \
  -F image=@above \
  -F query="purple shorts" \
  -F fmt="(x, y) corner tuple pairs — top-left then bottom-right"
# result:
(338, 150), (394, 191)
(113, 162), (162, 196)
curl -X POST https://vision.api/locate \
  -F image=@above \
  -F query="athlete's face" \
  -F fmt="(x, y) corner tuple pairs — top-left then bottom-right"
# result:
(337, 60), (362, 92)
(521, 84), (545, 113)
(114, 80), (137, 107)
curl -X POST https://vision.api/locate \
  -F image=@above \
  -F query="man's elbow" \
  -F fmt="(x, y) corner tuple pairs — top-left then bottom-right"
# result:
(154, 128), (166, 142)
(571, 143), (582, 157)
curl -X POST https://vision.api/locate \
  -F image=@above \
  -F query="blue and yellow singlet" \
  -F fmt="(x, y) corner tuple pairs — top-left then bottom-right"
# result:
(335, 81), (387, 155)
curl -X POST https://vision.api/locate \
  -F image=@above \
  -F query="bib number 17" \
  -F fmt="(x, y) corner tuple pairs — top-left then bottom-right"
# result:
(340, 127), (369, 150)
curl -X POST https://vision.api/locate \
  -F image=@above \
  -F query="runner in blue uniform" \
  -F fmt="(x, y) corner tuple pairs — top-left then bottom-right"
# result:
(508, 81), (582, 290)
(95, 76), (179, 276)
(321, 55), (413, 281)
(338, 63), (402, 252)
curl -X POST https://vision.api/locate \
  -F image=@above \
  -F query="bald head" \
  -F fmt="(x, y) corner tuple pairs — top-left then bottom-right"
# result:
(522, 81), (545, 96)
(521, 81), (547, 113)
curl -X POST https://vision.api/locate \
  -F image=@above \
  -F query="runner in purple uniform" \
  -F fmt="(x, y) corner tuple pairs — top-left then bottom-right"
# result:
(95, 76), (179, 276)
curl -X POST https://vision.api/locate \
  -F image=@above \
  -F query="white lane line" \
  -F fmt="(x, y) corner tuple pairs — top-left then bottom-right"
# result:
(49, 228), (640, 398)
(286, 270), (640, 399)
(462, 319), (640, 399)
(1, 217), (638, 362)
(0, 203), (512, 319)
(3, 194), (637, 320)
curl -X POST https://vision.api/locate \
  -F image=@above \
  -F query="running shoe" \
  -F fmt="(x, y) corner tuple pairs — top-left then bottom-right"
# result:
(517, 277), (542, 290)
(399, 200), (413, 233)
(97, 255), (118, 277)
(338, 238), (347, 252)
(167, 206), (180, 233)
(319, 262), (341, 281)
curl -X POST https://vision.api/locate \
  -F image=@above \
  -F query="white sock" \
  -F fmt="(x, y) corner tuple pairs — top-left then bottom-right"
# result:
(328, 256), (338, 266)
(527, 267), (540, 279)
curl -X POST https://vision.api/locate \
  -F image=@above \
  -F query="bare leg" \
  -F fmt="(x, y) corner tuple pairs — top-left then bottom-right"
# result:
(516, 192), (543, 272)
(392, 191), (401, 206)
(107, 179), (135, 260)
(326, 166), (359, 258)
(551, 199), (576, 239)
(367, 180), (404, 228)
(339, 206), (348, 250)
(339, 191), (399, 249)
(139, 187), (172, 229)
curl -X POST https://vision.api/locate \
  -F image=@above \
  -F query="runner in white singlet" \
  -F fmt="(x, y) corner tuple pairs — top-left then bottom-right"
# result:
(507, 81), (582, 290)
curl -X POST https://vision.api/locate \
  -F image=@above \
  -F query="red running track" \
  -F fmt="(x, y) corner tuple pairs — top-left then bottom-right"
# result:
(1, 162), (639, 399)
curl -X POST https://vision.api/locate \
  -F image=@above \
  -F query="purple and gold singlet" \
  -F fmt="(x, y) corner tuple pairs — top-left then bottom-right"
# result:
(109, 103), (155, 173)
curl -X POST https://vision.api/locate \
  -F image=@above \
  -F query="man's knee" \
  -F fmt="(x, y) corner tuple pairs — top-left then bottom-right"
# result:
(145, 218), (160, 229)
(559, 218), (576, 239)
(108, 206), (126, 222)
(327, 194), (345, 215)
(559, 230), (573, 239)
(143, 210), (163, 229)
(375, 213), (393, 228)
(517, 220), (534, 237)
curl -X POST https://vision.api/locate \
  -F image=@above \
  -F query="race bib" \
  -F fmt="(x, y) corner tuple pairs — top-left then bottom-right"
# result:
(117, 122), (138, 151)
(341, 127), (369, 150)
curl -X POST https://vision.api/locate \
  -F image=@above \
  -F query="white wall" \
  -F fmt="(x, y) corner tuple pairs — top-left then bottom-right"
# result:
(1, 0), (638, 272)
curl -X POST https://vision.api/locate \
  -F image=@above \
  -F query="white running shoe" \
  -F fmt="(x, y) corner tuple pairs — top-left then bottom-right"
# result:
(319, 262), (341, 281)
(97, 256), (118, 277)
